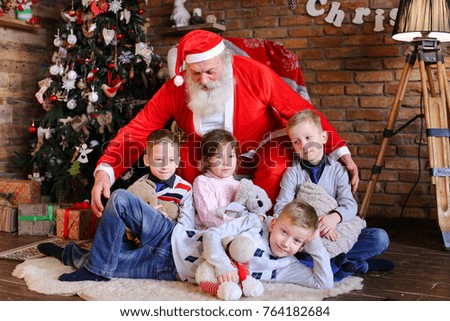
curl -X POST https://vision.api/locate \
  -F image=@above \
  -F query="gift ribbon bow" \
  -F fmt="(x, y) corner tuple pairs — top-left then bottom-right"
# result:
(63, 202), (95, 239)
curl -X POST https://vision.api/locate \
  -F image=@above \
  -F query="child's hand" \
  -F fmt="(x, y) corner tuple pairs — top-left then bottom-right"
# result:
(318, 212), (340, 237)
(153, 204), (170, 219)
(217, 271), (239, 284)
(322, 229), (339, 241)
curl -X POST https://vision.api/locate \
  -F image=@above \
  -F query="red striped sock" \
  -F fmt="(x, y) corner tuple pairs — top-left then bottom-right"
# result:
(199, 281), (219, 296)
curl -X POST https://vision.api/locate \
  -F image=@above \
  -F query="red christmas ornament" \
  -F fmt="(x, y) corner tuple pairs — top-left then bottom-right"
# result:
(49, 94), (58, 102)
(91, 67), (99, 74)
(29, 17), (39, 25)
(116, 33), (123, 40)
(29, 121), (37, 135)
(108, 62), (115, 69)
(138, 8), (144, 15)
(68, 9), (76, 17)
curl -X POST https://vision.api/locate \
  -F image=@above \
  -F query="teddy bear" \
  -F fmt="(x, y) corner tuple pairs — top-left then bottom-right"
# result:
(296, 182), (367, 258)
(127, 177), (179, 221)
(195, 233), (264, 301)
(216, 178), (272, 220)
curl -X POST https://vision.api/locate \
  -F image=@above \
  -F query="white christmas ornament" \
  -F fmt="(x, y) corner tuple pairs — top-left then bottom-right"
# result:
(62, 78), (76, 92)
(66, 70), (78, 80)
(135, 42), (153, 65)
(54, 29), (62, 47)
(121, 9), (131, 23)
(67, 33), (77, 45)
(66, 99), (77, 110)
(58, 65), (65, 76)
(103, 28), (115, 46)
(119, 51), (134, 64)
(77, 143), (93, 163)
(90, 140), (99, 148)
(54, 37), (63, 47)
(49, 64), (61, 76)
(88, 91), (98, 103)
(108, 0), (122, 14)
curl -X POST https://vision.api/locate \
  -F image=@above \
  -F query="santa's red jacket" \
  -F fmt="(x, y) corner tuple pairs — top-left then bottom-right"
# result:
(98, 55), (346, 201)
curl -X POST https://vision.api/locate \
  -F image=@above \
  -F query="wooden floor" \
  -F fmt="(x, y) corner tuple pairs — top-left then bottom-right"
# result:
(0, 218), (449, 301)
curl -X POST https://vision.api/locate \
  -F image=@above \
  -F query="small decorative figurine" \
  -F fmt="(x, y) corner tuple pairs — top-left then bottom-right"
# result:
(170, 0), (190, 27)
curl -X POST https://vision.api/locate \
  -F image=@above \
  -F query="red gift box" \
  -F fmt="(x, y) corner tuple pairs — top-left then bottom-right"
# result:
(56, 202), (99, 240)
(0, 179), (40, 206)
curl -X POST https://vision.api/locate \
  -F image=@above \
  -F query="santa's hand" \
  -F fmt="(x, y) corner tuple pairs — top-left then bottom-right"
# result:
(91, 170), (111, 218)
(217, 271), (239, 284)
(339, 154), (359, 193)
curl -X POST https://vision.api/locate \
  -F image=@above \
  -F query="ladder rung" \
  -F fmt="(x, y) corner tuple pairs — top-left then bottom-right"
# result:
(430, 168), (450, 177)
(426, 128), (450, 137)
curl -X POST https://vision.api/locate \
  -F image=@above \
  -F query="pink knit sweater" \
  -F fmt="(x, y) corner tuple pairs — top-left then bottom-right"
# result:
(193, 171), (240, 229)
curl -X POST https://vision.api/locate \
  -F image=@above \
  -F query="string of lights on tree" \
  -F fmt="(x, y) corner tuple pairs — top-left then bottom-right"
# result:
(20, 0), (164, 202)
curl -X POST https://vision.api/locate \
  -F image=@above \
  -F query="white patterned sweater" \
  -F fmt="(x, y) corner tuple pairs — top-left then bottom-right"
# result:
(171, 214), (333, 289)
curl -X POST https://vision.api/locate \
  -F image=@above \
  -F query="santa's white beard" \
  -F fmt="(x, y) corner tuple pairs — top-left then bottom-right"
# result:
(185, 58), (234, 117)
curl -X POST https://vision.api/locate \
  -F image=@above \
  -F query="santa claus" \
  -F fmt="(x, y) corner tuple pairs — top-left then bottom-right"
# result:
(91, 30), (359, 217)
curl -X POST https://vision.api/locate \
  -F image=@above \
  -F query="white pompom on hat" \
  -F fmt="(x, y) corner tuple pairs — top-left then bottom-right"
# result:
(173, 30), (226, 87)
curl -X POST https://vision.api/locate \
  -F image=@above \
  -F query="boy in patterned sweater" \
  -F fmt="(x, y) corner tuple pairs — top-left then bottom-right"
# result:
(37, 129), (195, 281)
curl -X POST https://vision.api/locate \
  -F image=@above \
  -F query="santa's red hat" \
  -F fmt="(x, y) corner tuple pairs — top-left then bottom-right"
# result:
(173, 30), (225, 87)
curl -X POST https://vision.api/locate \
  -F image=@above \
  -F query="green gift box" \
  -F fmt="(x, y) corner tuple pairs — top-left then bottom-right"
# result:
(18, 203), (59, 236)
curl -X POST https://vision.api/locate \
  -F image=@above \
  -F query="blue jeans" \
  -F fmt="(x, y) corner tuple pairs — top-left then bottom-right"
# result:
(298, 227), (390, 280)
(345, 227), (390, 273)
(62, 189), (178, 280)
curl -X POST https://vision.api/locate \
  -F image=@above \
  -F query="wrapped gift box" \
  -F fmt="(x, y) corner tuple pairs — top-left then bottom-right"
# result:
(56, 204), (98, 240)
(18, 203), (59, 236)
(0, 200), (17, 232)
(0, 179), (40, 206)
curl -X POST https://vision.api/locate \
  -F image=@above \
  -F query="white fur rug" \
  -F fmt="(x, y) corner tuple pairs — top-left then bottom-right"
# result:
(13, 257), (363, 301)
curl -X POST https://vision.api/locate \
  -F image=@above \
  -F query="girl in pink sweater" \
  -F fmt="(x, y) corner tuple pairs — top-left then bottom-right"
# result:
(193, 129), (241, 229)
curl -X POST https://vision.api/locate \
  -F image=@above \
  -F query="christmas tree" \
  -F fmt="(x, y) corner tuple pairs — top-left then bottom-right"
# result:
(23, 0), (164, 202)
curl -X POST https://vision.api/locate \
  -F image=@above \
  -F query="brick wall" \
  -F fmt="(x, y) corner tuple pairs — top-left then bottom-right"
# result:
(146, 0), (444, 220)
(1, 1), (446, 219)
